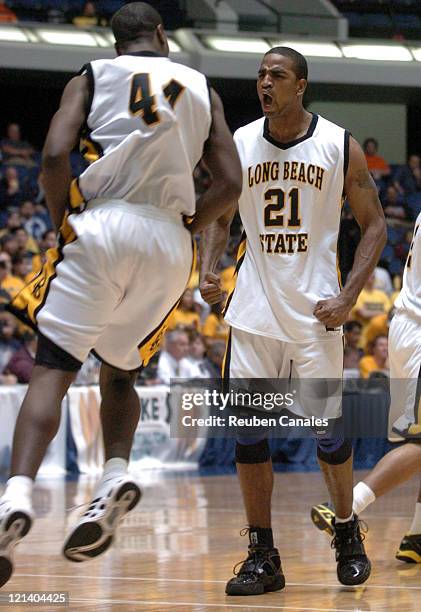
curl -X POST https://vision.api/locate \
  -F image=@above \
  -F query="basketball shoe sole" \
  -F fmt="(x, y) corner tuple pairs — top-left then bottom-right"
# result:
(63, 476), (141, 563)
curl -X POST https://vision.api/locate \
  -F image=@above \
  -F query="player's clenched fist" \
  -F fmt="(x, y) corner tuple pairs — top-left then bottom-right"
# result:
(313, 295), (353, 328)
(200, 272), (223, 305)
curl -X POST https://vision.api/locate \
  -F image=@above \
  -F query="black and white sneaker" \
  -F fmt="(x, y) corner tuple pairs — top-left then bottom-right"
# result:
(0, 498), (33, 588)
(63, 475), (141, 563)
(225, 528), (285, 596)
(332, 515), (371, 586)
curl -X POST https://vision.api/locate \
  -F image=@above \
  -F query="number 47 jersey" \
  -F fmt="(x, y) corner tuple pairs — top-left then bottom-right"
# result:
(75, 53), (211, 216)
(225, 114), (349, 343)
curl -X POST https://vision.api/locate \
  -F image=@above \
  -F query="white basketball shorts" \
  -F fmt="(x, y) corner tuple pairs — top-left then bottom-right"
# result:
(10, 200), (194, 371)
(388, 311), (421, 439)
(223, 326), (344, 420)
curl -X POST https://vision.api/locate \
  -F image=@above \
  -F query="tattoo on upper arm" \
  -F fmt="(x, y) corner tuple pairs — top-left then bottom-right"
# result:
(355, 169), (374, 189)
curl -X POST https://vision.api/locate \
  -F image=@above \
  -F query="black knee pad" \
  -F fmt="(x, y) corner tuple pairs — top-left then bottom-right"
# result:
(235, 437), (270, 464)
(317, 437), (352, 465)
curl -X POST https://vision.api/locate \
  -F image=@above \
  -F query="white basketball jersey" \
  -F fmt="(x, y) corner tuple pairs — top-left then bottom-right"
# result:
(395, 211), (421, 321)
(225, 114), (348, 342)
(77, 52), (211, 216)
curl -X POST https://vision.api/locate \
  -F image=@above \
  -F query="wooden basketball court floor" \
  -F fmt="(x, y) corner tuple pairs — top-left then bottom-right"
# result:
(2, 469), (421, 611)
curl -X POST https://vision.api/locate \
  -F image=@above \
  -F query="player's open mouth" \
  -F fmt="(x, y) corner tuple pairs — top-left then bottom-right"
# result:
(262, 93), (273, 107)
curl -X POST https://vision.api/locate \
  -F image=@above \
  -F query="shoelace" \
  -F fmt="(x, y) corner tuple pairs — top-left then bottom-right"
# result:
(232, 527), (270, 576)
(331, 519), (368, 550)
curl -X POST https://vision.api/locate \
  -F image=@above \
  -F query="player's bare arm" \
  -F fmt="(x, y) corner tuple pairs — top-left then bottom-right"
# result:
(42, 74), (88, 232)
(188, 89), (242, 234)
(314, 136), (387, 327)
(199, 203), (237, 305)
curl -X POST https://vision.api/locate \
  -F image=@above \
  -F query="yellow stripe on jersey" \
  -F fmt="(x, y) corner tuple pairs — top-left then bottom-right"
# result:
(69, 178), (86, 213)
(80, 134), (103, 165)
(138, 239), (197, 367)
(223, 230), (247, 317)
(9, 215), (77, 328)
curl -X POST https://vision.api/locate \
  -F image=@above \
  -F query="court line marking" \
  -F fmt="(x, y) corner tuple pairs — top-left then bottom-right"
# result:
(14, 573), (421, 590)
(136, 507), (416, 519)
(67, 597), (372, 612)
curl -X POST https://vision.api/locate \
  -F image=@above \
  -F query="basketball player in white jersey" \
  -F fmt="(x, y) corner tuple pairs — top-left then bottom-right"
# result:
(200, 47), (387, 593)
(312, 212), (421, 563)
(0, 2), (241, 588)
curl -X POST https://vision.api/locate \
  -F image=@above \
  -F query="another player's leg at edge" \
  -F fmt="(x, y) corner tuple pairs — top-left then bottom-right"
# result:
(311, 443), (421, 563)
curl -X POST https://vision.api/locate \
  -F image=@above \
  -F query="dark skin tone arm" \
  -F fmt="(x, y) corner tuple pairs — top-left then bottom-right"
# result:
(199, 203), (237, 304)
(42, 75), (88, 232)
(313, 136), (387, 327)
(188, 89), (242, 234)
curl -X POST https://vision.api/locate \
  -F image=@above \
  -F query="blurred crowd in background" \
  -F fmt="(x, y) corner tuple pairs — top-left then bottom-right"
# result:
(0, 1), (183, 29)
(0, 116), (419, 386)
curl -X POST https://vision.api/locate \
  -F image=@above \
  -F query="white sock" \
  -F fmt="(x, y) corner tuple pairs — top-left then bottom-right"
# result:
(335, 511), (354, 524)
(408, 502), (421, 535)
(4, 475), (34, 509)
(353, 481), (376, 515)
(94, 458), (128, 498)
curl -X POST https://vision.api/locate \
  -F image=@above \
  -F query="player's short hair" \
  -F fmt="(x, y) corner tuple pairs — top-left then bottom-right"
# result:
(111, 1), (163, 46)
(265, 46), (308, 80)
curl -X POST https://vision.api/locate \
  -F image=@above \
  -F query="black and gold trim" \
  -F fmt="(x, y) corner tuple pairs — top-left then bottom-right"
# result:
(137, 239), (198, 367)
(223, 230), (247, 317)
(407, 364), (421, 435)
(7, 215), (78, 330)
(344, 130), (351, 180)
(222, 327), (232, 393)
(80, 132), (104, 165)
(263, 113), (318, 150)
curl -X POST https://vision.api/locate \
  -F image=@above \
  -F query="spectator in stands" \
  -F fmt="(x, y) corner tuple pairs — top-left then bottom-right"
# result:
(343, 321), (363, 374)
(374, 266), (392, 296)
(394, 154), (421, 195)
(0, 211), (21, 238)
(11, 227), (38, 256)
(202, 299), (229, 343)
(186, 331), (213, 378)
(0, 251), (24, 298)
(0, 2), (17, 23)
(365, 308), (394, 348)
(157, 330), (199, 384)
(203, 341), (226, 378)
(359, 335), (389, 378)
(168, 288), (201, 331)
(0, 311), (21, 373)
(12, 254), (33, 284)
(73, 1), (106, 27)
(0, 167), (27, 210)
(381, 185), (408, 221)
(363, 137), (390, 184)
(352, 272), (392, 348)
(1, 123), (36, 168)
(4, 332), (37, 384)
(19, 200), (50, 241)
(0, 234), (19, 259)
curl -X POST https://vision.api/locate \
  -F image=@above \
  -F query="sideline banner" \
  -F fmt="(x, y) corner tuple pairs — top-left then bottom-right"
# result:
(68, 385), (206, 474)
(0, 386), (67, 477)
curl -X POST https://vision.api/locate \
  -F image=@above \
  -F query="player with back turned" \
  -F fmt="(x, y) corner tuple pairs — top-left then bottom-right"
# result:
(200, 47), (387, 593)
(0, 2), (241, 588)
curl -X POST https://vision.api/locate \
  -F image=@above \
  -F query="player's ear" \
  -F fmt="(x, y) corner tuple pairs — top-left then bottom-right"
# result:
(297, 78), (307, 97)
(156, 24), (169, 56)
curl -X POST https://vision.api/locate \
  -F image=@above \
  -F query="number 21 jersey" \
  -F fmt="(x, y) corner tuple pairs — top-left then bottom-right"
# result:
(225, 114), (348, 343)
